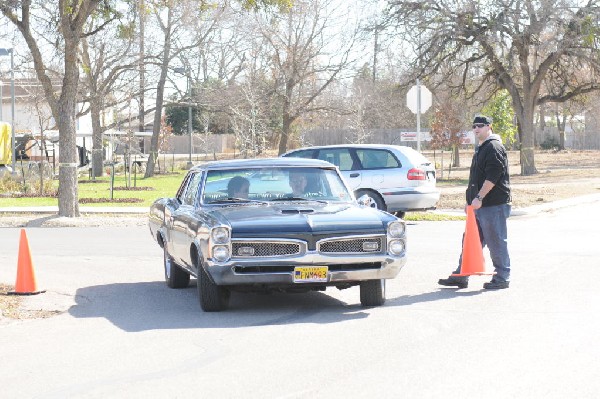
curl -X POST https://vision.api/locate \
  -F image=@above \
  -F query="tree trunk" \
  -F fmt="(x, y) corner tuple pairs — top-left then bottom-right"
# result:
(278, 115), (291, 155)
(452, 145), (460, 167)
(90, 96), (104, 178)
(556, 111), (566, 150)
(145, 71), (169, 177)
(278, 82), (294, 155)
(57, 39), (81, 217)
(138, 0), (145, 141)
(519, 106), (538, 176)
(144, 8), (172, 178)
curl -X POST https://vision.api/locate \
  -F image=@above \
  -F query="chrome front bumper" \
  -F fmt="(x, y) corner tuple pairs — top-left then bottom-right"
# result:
(206, 252), (406, 286)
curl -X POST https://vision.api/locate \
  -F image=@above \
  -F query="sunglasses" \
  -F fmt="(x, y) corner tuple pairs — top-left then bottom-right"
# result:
(472, 123), (487, 129)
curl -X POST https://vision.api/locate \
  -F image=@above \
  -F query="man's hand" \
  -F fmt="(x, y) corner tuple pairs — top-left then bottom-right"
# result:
(472, 197), (483, 210)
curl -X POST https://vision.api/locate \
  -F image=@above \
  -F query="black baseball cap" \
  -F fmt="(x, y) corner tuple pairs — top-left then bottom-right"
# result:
(473, 115), (492, 125)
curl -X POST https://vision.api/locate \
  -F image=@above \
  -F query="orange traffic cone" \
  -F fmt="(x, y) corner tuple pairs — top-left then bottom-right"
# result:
(452, 206), (494, 277)
(8, 229), (45, 295)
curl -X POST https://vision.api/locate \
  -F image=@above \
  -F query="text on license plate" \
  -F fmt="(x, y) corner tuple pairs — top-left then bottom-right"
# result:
(293, 266), (328, 283)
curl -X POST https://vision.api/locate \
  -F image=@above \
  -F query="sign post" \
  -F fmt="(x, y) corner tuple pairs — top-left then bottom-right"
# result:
(406, 81), (432, 152)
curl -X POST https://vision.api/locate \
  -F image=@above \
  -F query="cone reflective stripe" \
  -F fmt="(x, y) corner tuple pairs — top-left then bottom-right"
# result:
(8, 229), (45, 295)
(452, 205), (494, 277)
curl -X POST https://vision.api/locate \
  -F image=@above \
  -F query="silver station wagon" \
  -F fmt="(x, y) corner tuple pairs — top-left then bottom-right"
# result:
(148, 157), (407, 311)
(282, 144), (440, 217)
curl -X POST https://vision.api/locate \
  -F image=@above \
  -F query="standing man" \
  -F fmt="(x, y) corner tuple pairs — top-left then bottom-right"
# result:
(438, 115), (512, 290)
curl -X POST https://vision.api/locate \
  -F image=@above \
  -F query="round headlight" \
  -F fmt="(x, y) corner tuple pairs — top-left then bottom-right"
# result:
(388, 221), (406, 238)
(388, 239), (405, 256)
(212, 245), (230, 262)
(211, 227), (230, 244)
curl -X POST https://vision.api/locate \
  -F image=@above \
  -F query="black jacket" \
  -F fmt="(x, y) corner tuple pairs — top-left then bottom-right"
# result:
(466, 135), (511, 206)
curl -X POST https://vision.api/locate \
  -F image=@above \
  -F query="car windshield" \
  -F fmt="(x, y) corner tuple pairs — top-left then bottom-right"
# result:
(201, 167), (353, 204)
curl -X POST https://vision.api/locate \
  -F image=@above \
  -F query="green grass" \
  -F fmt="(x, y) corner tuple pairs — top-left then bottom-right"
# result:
(436, 178), (469, 186)
(0, 171), (186, 208)
(404, 212), (465, 221)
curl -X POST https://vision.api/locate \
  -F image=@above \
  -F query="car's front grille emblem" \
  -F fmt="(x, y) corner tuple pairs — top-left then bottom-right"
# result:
(237, 246), (255, 256)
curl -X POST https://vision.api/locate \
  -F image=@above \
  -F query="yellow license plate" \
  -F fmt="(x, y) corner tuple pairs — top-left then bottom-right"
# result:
(293, 266), (328, 283)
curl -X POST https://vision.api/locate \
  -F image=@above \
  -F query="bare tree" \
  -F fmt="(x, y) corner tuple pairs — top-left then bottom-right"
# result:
(1, 0), (115, 217)
(254, 0), (359, 154)
(144, 0), (223, 178)
(229, 82), (270, 157)
(79, 7), (139, 178)
(388, 0), (600, 175)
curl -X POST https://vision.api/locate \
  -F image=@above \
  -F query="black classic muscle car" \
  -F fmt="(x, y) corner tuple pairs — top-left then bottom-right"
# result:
(148, 157), (407, 311)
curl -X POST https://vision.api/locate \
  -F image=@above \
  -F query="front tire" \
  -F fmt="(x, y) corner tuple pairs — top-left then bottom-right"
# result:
(197, 263), (230, 312)
(360, 279), (386, 306)
(164, 245), (190, 288)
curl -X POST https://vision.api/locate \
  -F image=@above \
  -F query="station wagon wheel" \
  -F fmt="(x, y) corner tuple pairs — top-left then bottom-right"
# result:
(360, 279), (386, 306)
(198, 263), (230, 312)
(163, 244), (190, 289)
(356, 189), (386, 211)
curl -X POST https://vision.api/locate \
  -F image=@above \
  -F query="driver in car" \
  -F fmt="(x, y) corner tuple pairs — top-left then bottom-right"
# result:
(228, 176), (250, 199)
(288, 171), (308, 197)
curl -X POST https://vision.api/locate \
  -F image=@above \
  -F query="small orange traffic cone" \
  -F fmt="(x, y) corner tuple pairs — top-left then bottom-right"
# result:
(8, 229), (45, 295)
(452, 206), (494, 277)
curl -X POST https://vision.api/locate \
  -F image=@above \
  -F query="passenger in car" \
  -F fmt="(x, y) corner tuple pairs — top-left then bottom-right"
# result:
(288, 171), (308, 196)
(228, 176), (250, 199)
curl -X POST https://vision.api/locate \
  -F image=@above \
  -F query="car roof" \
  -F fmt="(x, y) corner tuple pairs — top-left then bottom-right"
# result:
(285, 144), (413, 152)
(283, 144), (431, 164)
(190, 157), (336, 171)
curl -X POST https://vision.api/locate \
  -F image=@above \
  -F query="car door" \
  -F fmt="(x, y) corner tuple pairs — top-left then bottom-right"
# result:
(315, 148), (362, 190)
(352, 148), (401, 191)
(170, 171), (203, 267)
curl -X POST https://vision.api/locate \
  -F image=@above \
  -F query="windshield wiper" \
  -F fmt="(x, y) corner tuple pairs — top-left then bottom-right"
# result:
(207, 197), (267, 204)
(270, 196), (327, 204)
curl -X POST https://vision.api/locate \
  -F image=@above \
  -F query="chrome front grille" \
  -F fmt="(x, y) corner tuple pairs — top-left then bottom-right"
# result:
(319, 237), (384, 254)
(232, 241), (301, 257)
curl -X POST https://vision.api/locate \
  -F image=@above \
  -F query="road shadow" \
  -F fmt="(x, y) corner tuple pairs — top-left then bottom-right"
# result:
(69, 280), (369, 332)
(24, 215), (58, 227)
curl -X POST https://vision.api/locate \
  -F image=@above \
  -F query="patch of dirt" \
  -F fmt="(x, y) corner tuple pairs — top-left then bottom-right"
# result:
(434, 150), (600, 209)
(2, 193), (58, 198)
(111, 186), (154, 191)
(0, 284), (62, 323)
(78, 179), (110, 184)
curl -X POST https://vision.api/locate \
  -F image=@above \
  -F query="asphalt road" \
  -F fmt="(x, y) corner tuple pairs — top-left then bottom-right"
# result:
(1, 202), (599, 398)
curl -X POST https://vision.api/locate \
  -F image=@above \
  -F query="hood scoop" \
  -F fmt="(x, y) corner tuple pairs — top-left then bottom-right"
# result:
(281, 209), (315, 214)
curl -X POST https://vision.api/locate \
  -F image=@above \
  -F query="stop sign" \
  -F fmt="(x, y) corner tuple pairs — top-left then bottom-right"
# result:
(406, 84), (432, 114)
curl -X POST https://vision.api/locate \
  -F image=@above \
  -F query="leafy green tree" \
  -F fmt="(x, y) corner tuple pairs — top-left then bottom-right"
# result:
(164, 104), (201, 135)
(482, 90), (518, 149)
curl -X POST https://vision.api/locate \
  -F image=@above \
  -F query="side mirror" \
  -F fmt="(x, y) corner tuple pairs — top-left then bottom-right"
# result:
(357, 194), (374, 207)
(166, 198), (181, 211)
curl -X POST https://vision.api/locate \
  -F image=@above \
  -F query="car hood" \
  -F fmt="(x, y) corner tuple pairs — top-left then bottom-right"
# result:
(209, 202), (390, 236)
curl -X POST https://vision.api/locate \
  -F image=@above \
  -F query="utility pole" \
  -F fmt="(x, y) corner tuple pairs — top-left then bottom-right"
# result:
(138, 0), (145, 139)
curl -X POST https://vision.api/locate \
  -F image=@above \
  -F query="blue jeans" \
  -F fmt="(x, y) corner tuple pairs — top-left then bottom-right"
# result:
(453, 203), (511, 282)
